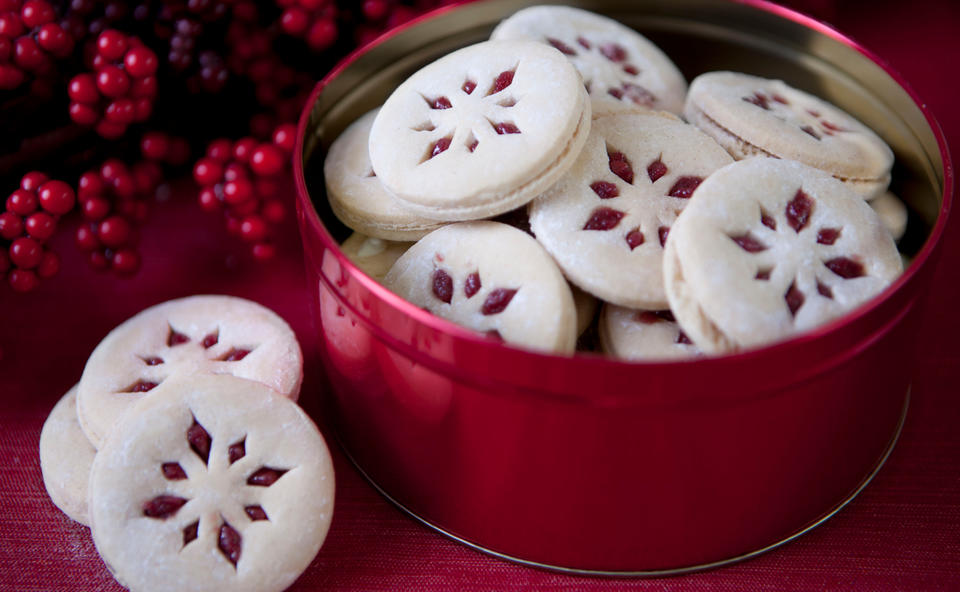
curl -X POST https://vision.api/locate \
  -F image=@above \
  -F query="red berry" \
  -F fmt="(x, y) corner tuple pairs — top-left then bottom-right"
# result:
(0, 12), (24, 38)
(0, 211), (23, 239)
(69, 102), (98, 125)
(96, 65), (130, 98)
(82, 197), (110, 220)
(298, 0), (327, 10)
(37, 180), (75, 215)
(223, 179), (253, 204)
(78, 172), (104, 199)
(37, 23), (73, 57)
(129, 74), (157, 98)
(252, 242), (276, 260)
(223, 162), (246, 182)
(249, 144), (285, 176)
(273, 123), (297, 153)
(21, 0), (55, 27)
(7, 189), (38, 216)
(25, 211), (56, 240)
(193, 158), (223, 186)
(207, 139), (232, 162)
(20, 172), (48, 192)
(37, 250), (58, 278)
(105, 97), (135, 124)
(280, 7), (309, 35)
(75, 225), (100, 250)
(225, 215), (242, 235)
(97, 215), (131, 248)
(239, 215), (268, 242)
(0, 64), (25, 90)
(124, 46), (157, 77)
(8, 268), (39, 292)
(97, 29), (128, 61)
(262, 200), (285, 223)
(140, 132), (169, 160)
(68, 73), (99, 103)
(100, 159), (125, 182)
(0, 36), (10, 61)
(306, 19), (337, 51)
(232, 137), (256, 163)
(111, 249), (139, 275)
(10, 236), (43, 268)
(362, 0), (389, 20)
(14, 36), (47, 71)
(198, 186), (219, 211)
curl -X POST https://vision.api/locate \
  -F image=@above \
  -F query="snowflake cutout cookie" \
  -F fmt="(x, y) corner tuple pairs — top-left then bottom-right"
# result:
(89, 373), (334, 592)
(684, 71), (894, 199)
(384, 221), (577, 353)
(491, 5), (687, 116)
(324, 109), (445, 241)
(663, 158), (903, 354)
(599, 305), (699, 361)
(369, 40), (590, 221)
(77, 295), (302, 447)
(529, 111), (733, 309)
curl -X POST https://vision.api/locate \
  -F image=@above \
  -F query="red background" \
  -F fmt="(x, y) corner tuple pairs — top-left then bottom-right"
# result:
(2, 0), (958, 589)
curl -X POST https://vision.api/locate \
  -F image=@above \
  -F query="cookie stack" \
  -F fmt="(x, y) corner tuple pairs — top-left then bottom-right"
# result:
(39, 295), (335, 592)
(322, 5), (906, 359)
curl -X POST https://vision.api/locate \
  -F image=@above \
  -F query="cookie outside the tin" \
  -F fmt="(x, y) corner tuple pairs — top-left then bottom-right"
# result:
(77, 295), (302, 448)
(663, 158), (903, 354)
(88, 373), (334, 592)
(39, 385), (97, 525)
(684, 71), (893, 199)
(369, 40), (591, 221)
(491, 4), (687, 116)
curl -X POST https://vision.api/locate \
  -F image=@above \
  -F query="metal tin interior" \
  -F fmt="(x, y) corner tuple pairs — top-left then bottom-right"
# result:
(295, 0), (952, 574)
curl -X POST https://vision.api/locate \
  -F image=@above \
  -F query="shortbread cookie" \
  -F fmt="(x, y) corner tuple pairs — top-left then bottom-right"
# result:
(324, 109), (446, 240)
(384, 221), (577, 353)
(369, 40), (590, 221)
(869, 191), (908, 241)
(491, 5), (686, 116)
(77, 295), (302, 448)
(663, 158), (902, 354)
(599, 305), (699, 361)
(340, 232), (413, 281)
(571, 284), (598, 337)
(89, 374), (334, 592)
(684, 71), (893, 199)
(39, 385), (96, 525)
(529, 111), (733, 309)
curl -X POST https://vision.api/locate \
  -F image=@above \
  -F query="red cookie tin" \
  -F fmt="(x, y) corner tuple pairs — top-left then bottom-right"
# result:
(294, 0), (953, 574)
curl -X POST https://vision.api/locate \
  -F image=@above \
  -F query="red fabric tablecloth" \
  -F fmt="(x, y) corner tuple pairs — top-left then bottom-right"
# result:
(2, 1), (959, 589)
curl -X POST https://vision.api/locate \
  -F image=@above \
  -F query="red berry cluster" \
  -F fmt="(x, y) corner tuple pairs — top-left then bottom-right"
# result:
(67, 29), (158, 139)
(193, 124), (296, 260)
(277, 0), (338, 52)
(0, 172), (75, 292)
(74, 158), (159, 275)
(0, 0), (75, 90)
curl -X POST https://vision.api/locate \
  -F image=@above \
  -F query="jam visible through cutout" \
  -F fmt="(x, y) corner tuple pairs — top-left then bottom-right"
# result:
(583, 207), (625, 231)
(432, 268), (453, 304)
(482, 288), (517, 316)
(218, 522), (242, 567)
